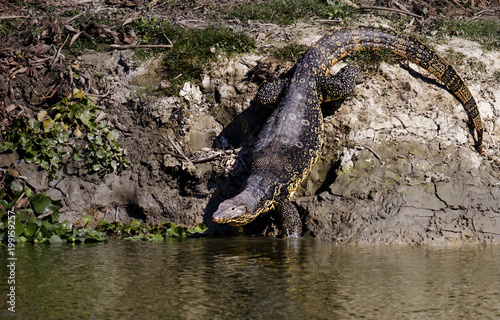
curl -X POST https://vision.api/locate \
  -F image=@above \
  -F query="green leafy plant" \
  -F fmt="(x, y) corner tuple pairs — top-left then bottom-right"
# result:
(96, 218), (208, 241)
(0, 173), (208, 245)
(0, 89), (129, 178)
(0, 174), (106, 244)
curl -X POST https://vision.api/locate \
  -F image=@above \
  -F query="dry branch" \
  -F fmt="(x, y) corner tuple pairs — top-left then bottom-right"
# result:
(0, 16), (29, 20)
(110, 44), (173, 50)
(359, 5), (423, 19)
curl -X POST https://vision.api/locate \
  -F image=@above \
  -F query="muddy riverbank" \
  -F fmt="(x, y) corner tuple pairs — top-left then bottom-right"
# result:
(1, 1), (499, 243)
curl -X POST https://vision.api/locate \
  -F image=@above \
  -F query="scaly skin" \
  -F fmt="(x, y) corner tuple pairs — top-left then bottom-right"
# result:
(212, 27), (484, 237)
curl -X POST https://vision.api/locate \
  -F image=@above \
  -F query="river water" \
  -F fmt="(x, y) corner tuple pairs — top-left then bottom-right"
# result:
(1, 237), (499, 319)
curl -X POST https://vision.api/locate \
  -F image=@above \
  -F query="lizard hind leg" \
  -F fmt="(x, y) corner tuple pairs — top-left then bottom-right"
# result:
(277, 200), (302, 238)
(318, 64), (363, 102)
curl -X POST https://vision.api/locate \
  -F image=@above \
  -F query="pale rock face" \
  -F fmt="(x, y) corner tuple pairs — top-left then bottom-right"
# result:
(179, 82), (203, 105)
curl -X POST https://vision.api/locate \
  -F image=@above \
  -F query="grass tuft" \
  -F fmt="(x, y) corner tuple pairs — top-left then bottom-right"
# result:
(429, 19), (500, 50)
(225, 0), (357, 25)
(131, 19), (256, 94)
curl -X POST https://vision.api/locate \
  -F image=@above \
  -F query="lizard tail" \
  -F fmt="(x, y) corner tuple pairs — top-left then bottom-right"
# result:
(318, 26), (483, 154)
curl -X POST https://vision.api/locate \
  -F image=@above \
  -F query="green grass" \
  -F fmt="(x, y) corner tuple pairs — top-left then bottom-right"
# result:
(271, 42), (309, 62)
(225, 0), (357, 25)
(430, 19), (500, 50)
(60, 15), (256, 95)
(131, 19), (256, 94)
(0, 20), (15, 38)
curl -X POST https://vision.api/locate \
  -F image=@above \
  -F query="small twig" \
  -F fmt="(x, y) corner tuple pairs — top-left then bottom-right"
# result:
(110, 44), (173, 50)
(361, 144), (383, 162)
(14, 192), (25, 210)
(65, 11), (85, 24)
(37, 211), (54, 219)
(315, 19), (343, 23)
(191, 148), (241, 164)
(474, 6), (500, 16)
(167, 134), (195, 167)
(87, 86), (113, 99)
(359, 5), (423, 19)
(42, 79), (62, 100)
(51, 34), (70, 66)
(0, 16), (29, 20)
(29, 57), (52, 64)
(191, 152), (225, 164)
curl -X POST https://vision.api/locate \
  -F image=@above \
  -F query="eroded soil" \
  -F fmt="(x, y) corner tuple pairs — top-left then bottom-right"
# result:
(1, 1), (500, 243)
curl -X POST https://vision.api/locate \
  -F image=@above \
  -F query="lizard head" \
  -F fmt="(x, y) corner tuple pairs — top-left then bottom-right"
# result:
(212, 193), (262, 227)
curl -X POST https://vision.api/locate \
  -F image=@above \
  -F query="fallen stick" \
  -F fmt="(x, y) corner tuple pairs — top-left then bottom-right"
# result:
(65, 11), (85, 24)
(0, 16), (29, 20)
(167, 134), (195, 168)
(191, 148), (241, 164)
(110, 44), (173, 49)
(51, 34), (70, 66)
(359, 5), (423, 19)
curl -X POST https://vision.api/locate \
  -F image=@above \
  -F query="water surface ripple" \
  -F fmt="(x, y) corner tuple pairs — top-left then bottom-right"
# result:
(1, 237), (499, 319)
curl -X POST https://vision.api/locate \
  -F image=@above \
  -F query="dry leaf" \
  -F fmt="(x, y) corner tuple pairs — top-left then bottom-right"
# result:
(74, 126), (83, 138)
(122, 17), (134, 28)
(95, 111), (107, 123)
(6, 104), (17, 113)
(64, 25), (78, 33)
(69, 32), (81, 47)
(15, 197), (29, 209)
(34, 44), (51, 56)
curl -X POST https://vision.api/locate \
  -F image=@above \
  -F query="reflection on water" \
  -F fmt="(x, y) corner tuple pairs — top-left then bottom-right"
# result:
(1, 237), (500, 319)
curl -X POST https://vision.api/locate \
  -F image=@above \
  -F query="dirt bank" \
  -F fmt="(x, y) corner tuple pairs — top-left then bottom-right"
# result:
(1, 1), (499, 244)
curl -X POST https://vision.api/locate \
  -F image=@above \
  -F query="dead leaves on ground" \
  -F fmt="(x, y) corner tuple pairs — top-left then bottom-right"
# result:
(0, 10), (145, 129)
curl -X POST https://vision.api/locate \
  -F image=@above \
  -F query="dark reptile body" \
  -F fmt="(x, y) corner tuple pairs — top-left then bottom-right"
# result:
(212, 26), (484, 237)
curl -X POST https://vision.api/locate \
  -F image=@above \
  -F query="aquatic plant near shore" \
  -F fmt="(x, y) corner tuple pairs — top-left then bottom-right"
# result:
(0, 173), (106, 244)
(0, 172), (208, 245)
(96, 219), (208, 242)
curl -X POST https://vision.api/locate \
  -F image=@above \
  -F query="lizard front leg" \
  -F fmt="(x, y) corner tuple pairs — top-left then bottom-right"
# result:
(255, 77), (289, 107)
